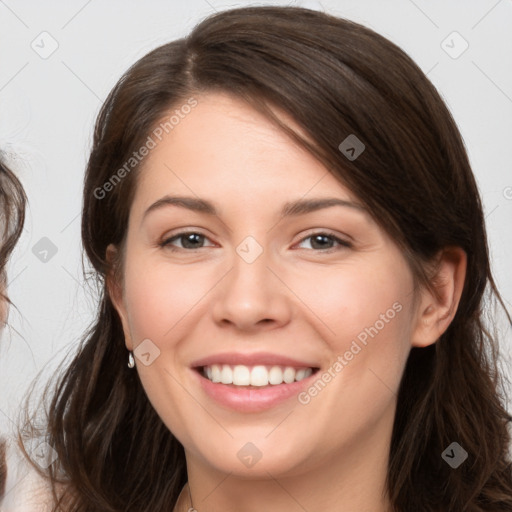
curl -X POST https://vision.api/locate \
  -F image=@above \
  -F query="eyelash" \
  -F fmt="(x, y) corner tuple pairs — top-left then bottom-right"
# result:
(159, 230), (352, 253)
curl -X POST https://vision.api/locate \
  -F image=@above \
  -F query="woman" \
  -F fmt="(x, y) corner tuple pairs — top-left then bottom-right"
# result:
(16, 5), (512, 511)
(0, 153), (28, 505)
(0, 155), (25, 327)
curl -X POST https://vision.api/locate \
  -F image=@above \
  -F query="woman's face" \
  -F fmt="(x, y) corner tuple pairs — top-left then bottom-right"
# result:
(112, 92), (425, 480)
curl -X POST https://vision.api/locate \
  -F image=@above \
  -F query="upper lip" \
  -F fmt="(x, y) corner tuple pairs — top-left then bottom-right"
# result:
(191, 352), (319, 369)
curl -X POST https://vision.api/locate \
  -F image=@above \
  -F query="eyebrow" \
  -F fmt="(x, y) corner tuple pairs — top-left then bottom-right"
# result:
(143, 195), (366, 220)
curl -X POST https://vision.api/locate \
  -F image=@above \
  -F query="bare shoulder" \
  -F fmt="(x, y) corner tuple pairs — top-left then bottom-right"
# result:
(0, 435), (56, 512)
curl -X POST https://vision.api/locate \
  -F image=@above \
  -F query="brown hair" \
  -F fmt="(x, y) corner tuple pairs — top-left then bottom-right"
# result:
(19, 6), (512, 511)
(0, 154), (26, 298)
(0, 154), (27, 498)
(0, 439), (5, 499)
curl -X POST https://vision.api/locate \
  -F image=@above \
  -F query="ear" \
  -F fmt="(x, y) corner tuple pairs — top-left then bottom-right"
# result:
(106, 243), (134, 351)
(411, 246), (467, 348)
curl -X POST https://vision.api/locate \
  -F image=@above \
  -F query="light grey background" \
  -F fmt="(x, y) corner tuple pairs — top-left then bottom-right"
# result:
(0, 0), (511, 435)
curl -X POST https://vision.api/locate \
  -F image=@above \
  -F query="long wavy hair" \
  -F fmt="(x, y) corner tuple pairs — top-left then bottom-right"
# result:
(0, 153), (27, 497)
(0, 154), (26, 300)
(19, 6), (512, 511)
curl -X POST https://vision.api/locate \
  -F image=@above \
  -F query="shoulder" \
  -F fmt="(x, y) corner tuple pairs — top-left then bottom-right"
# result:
(0, 435), (55, 512)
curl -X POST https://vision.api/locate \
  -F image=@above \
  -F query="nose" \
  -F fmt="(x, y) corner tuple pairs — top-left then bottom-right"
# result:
(211, 242), (292, 333)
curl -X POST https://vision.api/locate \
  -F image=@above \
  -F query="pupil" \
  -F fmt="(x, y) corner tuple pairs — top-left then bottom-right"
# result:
(183, 233), (202, 248)
(312, 235), (331, 249)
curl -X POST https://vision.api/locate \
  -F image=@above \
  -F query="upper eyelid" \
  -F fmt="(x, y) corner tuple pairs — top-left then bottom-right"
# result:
(161, 229), (213, 243)
(161, 230), (215, 247)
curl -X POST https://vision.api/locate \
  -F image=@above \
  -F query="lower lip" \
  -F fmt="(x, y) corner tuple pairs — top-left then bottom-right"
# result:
(193, 368), (318, 412)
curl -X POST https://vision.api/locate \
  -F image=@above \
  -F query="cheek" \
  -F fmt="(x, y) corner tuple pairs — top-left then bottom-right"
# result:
(293, 265), (414, 455)
(292, 258), (412, 351)
(122, 256), (213, 342)
(301, 257), (415, 415)
(120, 255), (209, 435)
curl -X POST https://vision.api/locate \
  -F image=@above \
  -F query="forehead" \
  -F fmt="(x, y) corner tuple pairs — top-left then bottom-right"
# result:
(132, 92), (359, 211)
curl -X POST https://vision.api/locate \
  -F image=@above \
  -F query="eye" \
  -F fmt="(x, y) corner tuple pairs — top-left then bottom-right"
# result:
(159, 231), (215, 251)
(295, 232), (352, 252)
(159, 230), (352, 252)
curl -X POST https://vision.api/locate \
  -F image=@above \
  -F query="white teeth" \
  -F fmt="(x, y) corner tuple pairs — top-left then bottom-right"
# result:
(220, 365), (233, 384)
(268, 366), (283, 385)
(283, 367), (295, 384)
(250, 366), (268, 386)
(202, 364), (314, 386)
(211, 364), (222, 383)
(233, 365), (250, 385)
(295, 368), (306, 381)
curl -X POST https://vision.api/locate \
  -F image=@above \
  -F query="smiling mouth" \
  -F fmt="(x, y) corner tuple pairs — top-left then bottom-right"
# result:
(196, 364), (320, 388)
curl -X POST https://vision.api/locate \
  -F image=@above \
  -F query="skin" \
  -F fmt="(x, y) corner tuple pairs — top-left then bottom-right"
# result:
(109, 92), (466, 512)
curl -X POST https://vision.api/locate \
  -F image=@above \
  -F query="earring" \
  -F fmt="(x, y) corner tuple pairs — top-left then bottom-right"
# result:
(127, 351), (135, 368)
